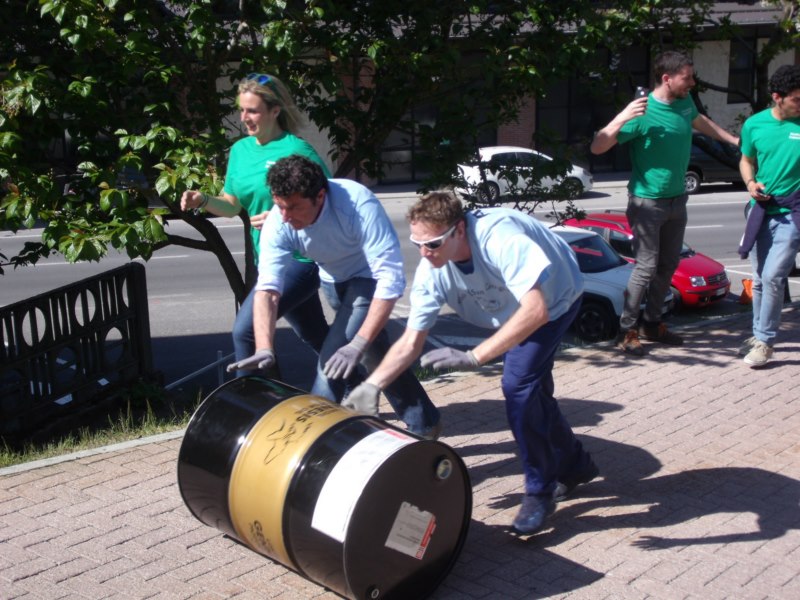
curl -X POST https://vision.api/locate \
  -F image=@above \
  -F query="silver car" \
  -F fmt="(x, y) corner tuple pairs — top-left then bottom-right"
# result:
(550, 225), (673, 343)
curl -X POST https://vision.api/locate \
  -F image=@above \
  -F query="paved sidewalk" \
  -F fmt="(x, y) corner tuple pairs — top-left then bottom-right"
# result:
(2, 307), (799, 599)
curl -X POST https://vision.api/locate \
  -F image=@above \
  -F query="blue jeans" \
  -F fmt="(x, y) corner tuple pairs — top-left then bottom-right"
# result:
(232, 260), (329, 377)
(312, 278), (440, 435)
(501, 299), (592, 495)
(621, 194), (688, 330)
(749, 214), (800, 345)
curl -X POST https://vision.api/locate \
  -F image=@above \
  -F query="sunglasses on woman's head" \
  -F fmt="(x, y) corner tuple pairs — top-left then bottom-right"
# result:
(246, 73), (277, 90)
(409, 223), (457, 250)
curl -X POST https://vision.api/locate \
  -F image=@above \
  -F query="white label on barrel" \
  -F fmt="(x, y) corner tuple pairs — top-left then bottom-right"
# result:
(312, 429), (414, 542)
(385, 501), (436, 560)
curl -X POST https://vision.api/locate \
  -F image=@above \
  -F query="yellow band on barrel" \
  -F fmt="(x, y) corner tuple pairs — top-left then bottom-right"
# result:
(228, 395), (353, 566)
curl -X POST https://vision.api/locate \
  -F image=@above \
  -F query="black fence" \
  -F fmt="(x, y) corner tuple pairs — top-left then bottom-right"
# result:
(0, 263), (153, 439)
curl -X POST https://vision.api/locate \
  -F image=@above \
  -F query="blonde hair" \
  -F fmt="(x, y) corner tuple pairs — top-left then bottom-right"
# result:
(238, 74), (305, 134)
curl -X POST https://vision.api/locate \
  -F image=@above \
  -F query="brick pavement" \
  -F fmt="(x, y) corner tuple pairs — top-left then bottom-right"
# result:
(2, 307), (799, 599)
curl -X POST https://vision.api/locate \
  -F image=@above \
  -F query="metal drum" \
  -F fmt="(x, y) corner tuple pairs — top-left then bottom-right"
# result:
(177, 376), (472, 600)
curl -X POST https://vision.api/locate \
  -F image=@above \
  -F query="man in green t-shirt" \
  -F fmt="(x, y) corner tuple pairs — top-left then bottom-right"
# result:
(736, 65), (800, 367)
(590, 51), (739, 356)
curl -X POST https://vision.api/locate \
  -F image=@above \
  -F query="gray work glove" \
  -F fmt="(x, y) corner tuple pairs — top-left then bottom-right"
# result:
(420, 347), (480, 371)
(342, 382), (381, 416)
(323, 335), (369, 380)
(227, 348), (276, 373)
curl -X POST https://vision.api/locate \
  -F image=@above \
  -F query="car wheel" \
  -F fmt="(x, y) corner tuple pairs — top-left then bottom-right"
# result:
(561, 177), (584, 199)
(685, 170), (701, 194)
(572, 300), (615, 343)
(477, 181), (500, 204)
(670, 286), (683, 313)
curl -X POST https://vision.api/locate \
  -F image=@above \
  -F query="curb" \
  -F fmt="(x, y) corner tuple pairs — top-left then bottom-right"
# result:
(0, 429), (187, 476)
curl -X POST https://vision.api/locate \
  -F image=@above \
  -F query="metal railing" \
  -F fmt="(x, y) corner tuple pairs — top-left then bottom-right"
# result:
(0, 264), (153, 439)
(165, 350), (233, 391)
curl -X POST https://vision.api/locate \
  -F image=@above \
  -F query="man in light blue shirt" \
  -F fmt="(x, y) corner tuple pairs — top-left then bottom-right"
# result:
(344, 191), (598, 535)
(229, 155), (440, 438)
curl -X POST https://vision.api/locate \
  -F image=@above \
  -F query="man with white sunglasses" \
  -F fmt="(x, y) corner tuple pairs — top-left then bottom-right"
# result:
(344, 191), (598, 535)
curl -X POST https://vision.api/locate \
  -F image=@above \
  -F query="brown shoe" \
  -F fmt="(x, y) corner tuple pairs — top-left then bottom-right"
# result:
(616, 329), (644, 356)
(639, 322), (683, 346)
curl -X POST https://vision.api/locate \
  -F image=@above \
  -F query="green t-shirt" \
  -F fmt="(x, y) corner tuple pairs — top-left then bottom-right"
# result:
(223, 132), (331, 259)
(617, 94), (699, 199)
(741, 107), (800, 215)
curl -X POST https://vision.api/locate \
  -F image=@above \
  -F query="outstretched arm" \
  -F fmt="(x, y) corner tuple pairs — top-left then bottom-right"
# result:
(693, 114), (739, 147)
(420, 287), (549, 372)
(180, 190), (243, 218)
(226, 289), (280, 373)
(342, 327), (429, 416)
(253, 290), (280, 352)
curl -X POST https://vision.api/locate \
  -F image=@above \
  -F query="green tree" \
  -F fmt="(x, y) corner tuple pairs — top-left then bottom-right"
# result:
(1, 0), (711, 298)
(700, 0), (799, 111)
(676, 1), (799, 169)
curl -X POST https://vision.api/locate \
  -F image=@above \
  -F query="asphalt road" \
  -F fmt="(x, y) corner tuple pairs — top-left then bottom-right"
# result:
(1, 178), (796, 393)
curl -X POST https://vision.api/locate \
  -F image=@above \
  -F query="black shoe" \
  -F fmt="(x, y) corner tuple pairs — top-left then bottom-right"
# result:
(554, 459), (600, 502)
(511, 493), (555, 535)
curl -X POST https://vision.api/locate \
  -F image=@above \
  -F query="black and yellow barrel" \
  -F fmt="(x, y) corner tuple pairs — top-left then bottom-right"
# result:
(177, 376), (471, 600)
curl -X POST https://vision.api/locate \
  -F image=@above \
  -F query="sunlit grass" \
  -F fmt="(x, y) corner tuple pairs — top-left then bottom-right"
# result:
(0, 390), (201, 469)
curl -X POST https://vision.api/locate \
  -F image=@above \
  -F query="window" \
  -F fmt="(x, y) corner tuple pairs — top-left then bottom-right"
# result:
(728, 38), (756, 104)
(608, 230), (634, 257)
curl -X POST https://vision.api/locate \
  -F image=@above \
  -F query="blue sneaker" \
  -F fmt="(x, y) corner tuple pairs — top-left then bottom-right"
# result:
(511, 493), (555, 535)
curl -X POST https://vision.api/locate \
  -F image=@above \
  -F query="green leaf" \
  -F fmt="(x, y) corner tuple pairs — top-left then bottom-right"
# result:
(99, 189), (112, 211)
(53, 4), (66, 23)
(154, 174), (172, 196)
(141, 216), (166, 242)
(63, 238), (81, 262)
(0, 132), (23, 149)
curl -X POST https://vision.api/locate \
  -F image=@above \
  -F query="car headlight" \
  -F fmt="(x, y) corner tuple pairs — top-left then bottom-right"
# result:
(689, 275), (707, 287)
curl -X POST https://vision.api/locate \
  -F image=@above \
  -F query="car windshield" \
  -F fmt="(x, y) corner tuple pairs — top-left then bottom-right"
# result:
(568, 234), (628, 273)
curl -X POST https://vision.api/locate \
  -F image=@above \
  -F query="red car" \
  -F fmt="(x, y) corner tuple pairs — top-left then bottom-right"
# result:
(563, 212), (730, 310)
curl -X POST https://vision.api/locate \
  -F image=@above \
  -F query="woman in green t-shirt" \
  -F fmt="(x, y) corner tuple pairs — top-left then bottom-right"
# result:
(181, 73), (329, 376)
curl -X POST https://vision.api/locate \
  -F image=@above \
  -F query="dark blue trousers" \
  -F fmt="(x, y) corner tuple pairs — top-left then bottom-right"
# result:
(501, 298), (591, 496)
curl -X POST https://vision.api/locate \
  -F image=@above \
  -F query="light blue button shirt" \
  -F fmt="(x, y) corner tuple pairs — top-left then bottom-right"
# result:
(256, 179), (406, 300)
(407, 208), (584, 331)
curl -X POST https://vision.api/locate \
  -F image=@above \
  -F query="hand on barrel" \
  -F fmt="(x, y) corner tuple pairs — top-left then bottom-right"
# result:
(227, 348), (276, 373)
(342, 382), (381, 416)
(420, 347), (480, 371)
(323, 335), (368, 379)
